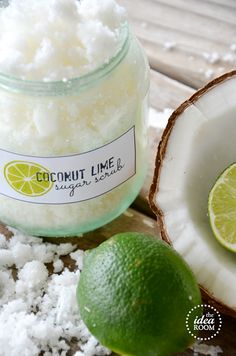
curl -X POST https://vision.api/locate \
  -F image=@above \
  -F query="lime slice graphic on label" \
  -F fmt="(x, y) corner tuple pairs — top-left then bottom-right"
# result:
(4, 161), (53, 197)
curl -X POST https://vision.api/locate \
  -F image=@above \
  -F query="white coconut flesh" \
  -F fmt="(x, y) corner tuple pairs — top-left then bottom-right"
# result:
(152, 73), (236, 313)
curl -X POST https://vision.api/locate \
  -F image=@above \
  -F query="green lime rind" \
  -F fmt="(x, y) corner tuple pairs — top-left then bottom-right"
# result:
(208, 162), (236, 253)
(77, 232), (202, 356)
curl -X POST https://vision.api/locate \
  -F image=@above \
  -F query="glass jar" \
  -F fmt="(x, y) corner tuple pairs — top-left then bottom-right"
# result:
(0, 24), (150, 237)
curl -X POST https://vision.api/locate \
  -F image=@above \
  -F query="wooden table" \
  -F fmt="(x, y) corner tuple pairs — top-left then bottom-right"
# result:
(2, 1), (236, 355)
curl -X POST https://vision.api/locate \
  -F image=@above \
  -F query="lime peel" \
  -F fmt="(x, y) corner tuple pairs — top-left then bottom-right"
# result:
(77, 232), (202, 356)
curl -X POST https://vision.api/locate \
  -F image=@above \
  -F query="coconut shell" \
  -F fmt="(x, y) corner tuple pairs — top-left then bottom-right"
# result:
(149, 70), (236, 318)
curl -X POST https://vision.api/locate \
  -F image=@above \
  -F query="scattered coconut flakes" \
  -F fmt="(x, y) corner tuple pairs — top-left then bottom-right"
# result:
(18, 261), (48, 288)
(199, 67), (216, 80)
(141, 21), (147, 28)
(142, 218), (155, 228)
(222, 52), (234, 63)
(11, 242), (33, 267)
(0, 270), (15, 303)
(123, 210), (134, 218)
(149, 107), (173, 129)
(0, 234), (7, 248)
(57, 243), (77, 256)
(218, 66), (226, 74)
(191, 341), (223, 356)
(74, 335), (110, 356)
(53, 259), (64, 273)
(204, 69), (214, 79)
(0, 227), (111, 356)
(188, 55), (195, 61)
(202, 50), (236, 65)
(230, 43), (236, 52)
(70, 250), (85, 271)
(163, 41), (176, 51)
(0, 249), (14, 267)
(202, 52), (220, 64)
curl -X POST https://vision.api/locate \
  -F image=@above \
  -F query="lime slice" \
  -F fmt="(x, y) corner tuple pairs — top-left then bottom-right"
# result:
(208, 163), (236, 252)
(4, 161), (53, 197)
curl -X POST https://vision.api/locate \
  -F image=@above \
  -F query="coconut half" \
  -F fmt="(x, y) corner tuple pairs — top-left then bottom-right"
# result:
(149, 71), (236, 317)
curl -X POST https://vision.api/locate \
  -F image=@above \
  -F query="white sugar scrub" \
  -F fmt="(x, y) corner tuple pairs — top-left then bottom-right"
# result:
(0, 0), (127, 81)
(0, 0), (150, 236)
(0, 227), (111, 355)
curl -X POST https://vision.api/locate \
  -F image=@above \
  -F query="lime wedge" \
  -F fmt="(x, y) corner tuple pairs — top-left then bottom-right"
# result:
(208, 163), (236, 252)
(4, 161), (53, 197)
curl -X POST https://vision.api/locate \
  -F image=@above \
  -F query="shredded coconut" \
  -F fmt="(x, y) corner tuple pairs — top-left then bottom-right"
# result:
(191, 341), (223, 356)
(0, 227), (111, 356)
(221, 52), (234, 63)
(142, 218), (155, 228)
(204, 69), (214, 79)
(70, 250), (85, 270)
(0, 234), (7, 248)
(201, 49), (236, 70)
(141, 22), (147, 28)
(202, 52), (220, 65)
(0, 0), (126, 81)
(163, 41), (176, 51)
(53, 259), (64, 273)
(123, 210), (134, 218)
(230, 43), (236, 52)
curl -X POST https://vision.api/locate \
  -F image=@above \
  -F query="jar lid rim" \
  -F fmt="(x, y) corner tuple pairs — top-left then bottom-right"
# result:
(0, 23), (130, 96)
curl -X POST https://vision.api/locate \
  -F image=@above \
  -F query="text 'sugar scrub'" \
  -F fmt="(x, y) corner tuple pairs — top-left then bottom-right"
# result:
(0, 0), (149, 236)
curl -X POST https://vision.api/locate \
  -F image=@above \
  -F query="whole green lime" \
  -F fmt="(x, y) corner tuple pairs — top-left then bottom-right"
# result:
(77, 232), (201, 356)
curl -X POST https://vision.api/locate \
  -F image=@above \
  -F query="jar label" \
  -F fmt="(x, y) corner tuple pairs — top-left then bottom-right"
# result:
(0, 127), (136, 204)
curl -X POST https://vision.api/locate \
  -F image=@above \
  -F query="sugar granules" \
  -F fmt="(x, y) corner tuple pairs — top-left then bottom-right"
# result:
(0, 227), (111, 356)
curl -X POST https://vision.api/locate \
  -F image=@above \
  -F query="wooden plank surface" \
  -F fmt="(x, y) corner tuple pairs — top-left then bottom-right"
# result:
(134, 70), (195, 216)
(2, 1), (236, 355)
(149, 70), (195, 111)
(119, 0), (236, 88)
(206, 0), (236, 8)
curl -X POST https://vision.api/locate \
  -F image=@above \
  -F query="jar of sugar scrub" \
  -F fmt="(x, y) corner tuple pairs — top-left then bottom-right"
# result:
(0, 0), (149, 237)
